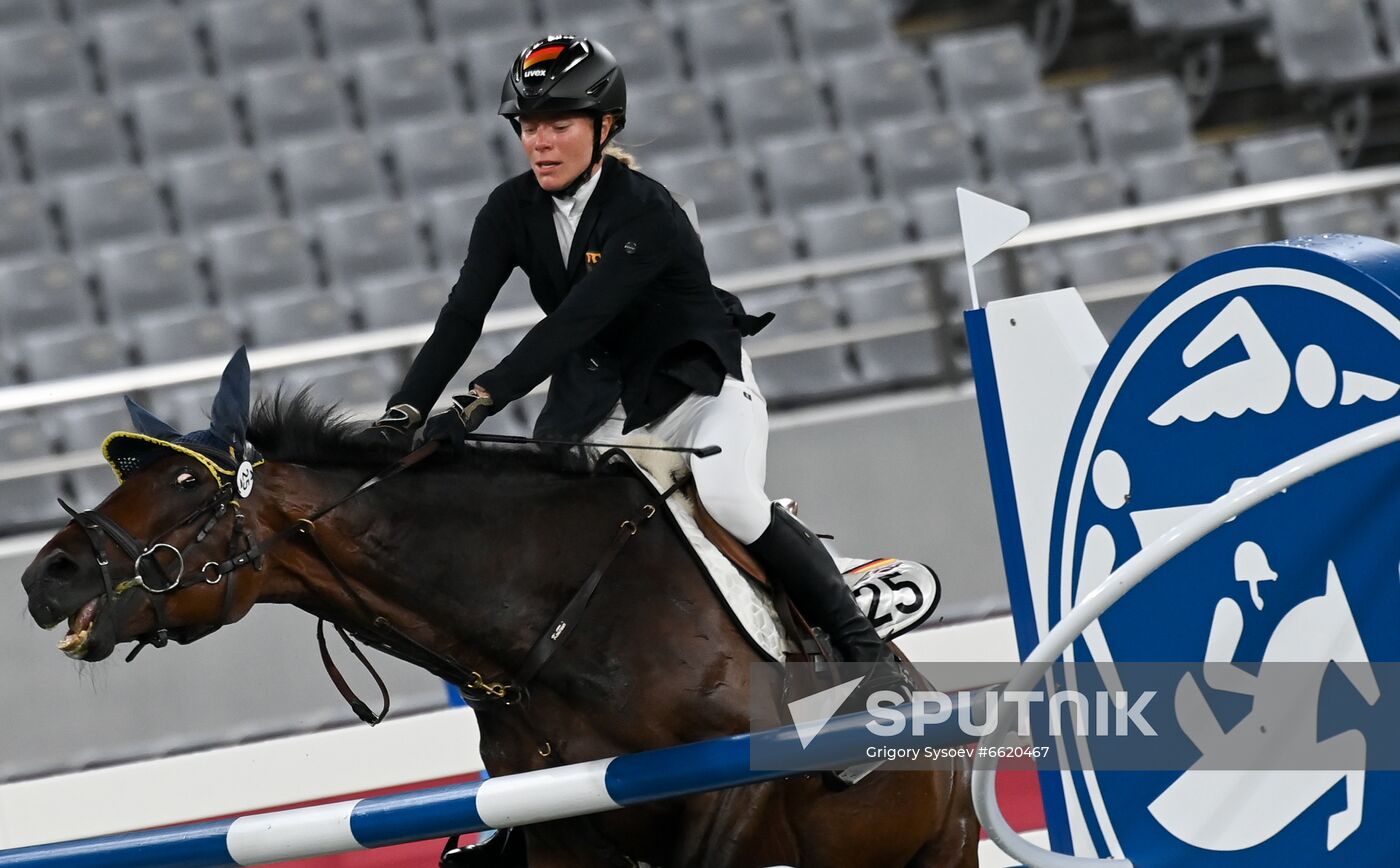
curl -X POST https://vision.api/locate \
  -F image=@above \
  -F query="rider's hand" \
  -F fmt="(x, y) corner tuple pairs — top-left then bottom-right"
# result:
(423, 388), (494, 450)
(362, 403), (422, 447)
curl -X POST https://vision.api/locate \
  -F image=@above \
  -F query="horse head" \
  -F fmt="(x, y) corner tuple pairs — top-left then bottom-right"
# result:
(21, 348), (275, 662)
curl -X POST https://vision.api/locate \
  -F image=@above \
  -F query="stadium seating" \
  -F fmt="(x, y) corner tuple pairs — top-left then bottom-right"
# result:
(0, 0), (1386, 554)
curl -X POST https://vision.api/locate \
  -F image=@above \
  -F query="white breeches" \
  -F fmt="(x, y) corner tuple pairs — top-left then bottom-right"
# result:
(588, 351), (773, 544)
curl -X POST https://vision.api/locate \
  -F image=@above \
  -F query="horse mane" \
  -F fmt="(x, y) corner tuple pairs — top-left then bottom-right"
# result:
(246, 389), (597, 478)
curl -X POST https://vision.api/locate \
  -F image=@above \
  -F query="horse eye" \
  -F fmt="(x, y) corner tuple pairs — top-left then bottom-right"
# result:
(175, 471), (198, 488)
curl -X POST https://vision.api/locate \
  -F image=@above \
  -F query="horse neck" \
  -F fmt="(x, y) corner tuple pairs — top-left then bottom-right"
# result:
(246, 459), (642, 685)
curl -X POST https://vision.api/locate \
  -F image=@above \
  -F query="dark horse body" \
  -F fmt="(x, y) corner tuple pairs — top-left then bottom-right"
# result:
(22, 395), (978, 867)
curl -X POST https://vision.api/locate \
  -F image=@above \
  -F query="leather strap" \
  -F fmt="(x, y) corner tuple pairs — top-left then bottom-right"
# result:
(317, 618), (392, 725)
(513, 481), (680, 691)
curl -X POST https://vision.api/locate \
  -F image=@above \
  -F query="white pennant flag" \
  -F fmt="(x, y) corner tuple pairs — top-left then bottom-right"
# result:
(956, 187), (1030, 308)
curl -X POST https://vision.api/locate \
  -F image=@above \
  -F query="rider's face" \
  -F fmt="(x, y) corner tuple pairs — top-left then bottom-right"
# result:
(519, 113), (613, 192)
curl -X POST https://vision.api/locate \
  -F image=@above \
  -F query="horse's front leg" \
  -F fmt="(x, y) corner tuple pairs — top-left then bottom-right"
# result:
(668, 781), (797, 868)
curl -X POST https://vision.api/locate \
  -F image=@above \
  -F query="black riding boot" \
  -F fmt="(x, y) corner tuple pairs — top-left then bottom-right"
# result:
(746, 504), (909, 691)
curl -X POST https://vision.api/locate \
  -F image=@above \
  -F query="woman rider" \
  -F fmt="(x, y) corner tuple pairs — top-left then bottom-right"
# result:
(368, 34), (907, 688)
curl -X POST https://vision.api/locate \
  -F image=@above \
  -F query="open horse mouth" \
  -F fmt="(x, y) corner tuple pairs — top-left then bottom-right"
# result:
(55, 596), (106, 660)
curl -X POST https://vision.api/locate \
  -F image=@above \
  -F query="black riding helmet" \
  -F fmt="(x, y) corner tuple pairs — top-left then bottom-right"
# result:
(500, 35), (627, 198)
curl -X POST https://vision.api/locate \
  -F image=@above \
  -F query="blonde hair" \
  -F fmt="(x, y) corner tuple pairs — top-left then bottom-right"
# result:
(603, 113), (637, 168)
(605, 142), (638, 169)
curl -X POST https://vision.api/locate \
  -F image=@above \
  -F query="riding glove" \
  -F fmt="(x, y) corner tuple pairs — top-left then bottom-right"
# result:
(423, 391), (493, 449)
(363, 403), (422, 447)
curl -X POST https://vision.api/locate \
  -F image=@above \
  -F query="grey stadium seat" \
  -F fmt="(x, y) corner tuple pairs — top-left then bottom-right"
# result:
(980, 95), (1088, 180)
(759, 133), (870, 212)
(701, 218), (796, 275)
(53, 402), (129, 453)
(1057, 232), (1171, 287)
(168, 149), (279, 233)
(132, 80), (241, 162)
(1166, 212), (1269, 265)
(277, 359), (389, 408)
(829, 49), (938, 129)
(646, 150), (760, 225)
(58, 170), (167, 250)
(95, 238), (204, 320)
(1082, 76), (1193, 165)
(1129, 144), (1237, 202)
(867, 117), (978, 194)
(22, 325), (129, 381)
(207, 219), (318, 301)
(67, 0), (164, 19)
(425, 0), (531, 42)
(1278, 195), (1388, 239)
(354, 47), (461, 129)
(244, 290), (355, 346)
(0, 256), (92, 339)
(21, 97), (129, 179)
(317, 202), (425, 285)
(0, 186), (54, 262)
(682, 0), (790, 78)
(1268, 0), (1396, 88)
(457, 28), (537, 114)
(798, 200), (908, 257)
(617, 83), (720, 159)
(537, 0), (645, 24)
(277, 134), (388, 213)
(0, 418), (65, 527)
(93, 9), (200, 91)
(312, 0), (422, 56)
(70, 465), (120, 510)
(387, 115), (501, 197)
(243, 63), (353, 145)
(1234, 128), (1340, 184)
(932, 26), (1041, 114)
(790, 0), (895, 59)
(0, 0), (53, 31)
(583, 13), (684, 84)
(1124, 0), (1265, 35)
(836, 267), (944, 383)
(130, 308), (241, 365)
(747, 284), (858, 401)
(0, 26), (89, 110)
(940, 254), (1014, 306)
(204, 0), (315, 75)
(719, 65), (829, 145)
(1020, 164), (1127, 222)
(424, 183), (493, 265)
(352, 271), (450, 328)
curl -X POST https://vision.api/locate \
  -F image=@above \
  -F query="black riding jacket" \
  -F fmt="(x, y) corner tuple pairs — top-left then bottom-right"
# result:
(389, 156), (771, 438)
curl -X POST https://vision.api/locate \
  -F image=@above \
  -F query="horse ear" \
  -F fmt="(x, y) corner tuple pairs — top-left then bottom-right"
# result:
(123, 396), (182, 441)
(208, 346), (251, 450)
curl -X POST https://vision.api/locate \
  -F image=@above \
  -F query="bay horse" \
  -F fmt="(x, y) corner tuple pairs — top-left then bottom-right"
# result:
(19, 352), (977, 867)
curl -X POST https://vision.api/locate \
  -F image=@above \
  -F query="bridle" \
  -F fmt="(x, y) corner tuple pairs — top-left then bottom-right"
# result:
(58, 477), (258, 658)
(54, 441), (681, 724)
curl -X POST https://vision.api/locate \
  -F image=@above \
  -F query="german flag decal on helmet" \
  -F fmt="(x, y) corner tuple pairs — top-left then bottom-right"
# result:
(523, 43), (566, 70)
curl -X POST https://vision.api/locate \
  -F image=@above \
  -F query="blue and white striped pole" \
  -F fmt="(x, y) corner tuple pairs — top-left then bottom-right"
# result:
(0, 702), (972, 867)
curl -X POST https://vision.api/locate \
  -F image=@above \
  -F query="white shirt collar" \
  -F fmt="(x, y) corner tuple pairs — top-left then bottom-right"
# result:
(554, 163), (602, 220)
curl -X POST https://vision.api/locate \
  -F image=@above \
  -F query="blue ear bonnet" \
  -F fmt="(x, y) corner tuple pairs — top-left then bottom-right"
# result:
(102, 348), (262, 482)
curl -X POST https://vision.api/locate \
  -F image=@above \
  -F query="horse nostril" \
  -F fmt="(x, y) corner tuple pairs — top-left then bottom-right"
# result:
(42, 549), (81, 581)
